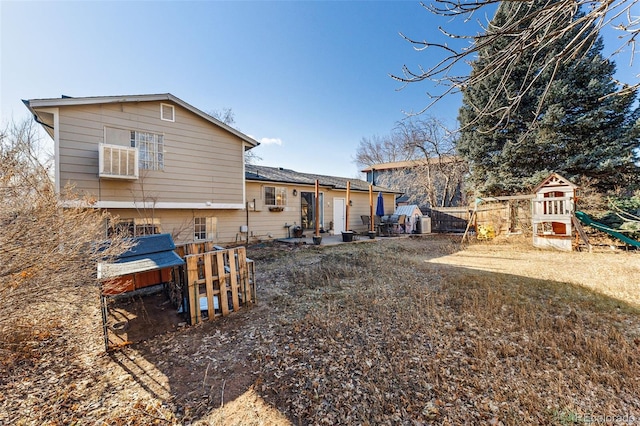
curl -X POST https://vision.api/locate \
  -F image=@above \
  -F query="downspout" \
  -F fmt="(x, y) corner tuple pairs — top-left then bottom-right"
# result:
(245, 200), (250, 246)
(22, 101), (60, 193)
(32, 113), (55, 130)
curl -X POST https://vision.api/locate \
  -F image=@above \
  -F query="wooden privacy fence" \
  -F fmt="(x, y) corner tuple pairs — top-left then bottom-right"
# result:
(429, 207), (470, 233)
(184, 246), (256, 325)
(430, 200), (531, 235)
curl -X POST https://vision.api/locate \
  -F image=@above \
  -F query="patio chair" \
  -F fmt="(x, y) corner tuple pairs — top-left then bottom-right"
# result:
(396, 215), (406, 234)
(379, 215), (393, 236)
(387, 215), (399, 236)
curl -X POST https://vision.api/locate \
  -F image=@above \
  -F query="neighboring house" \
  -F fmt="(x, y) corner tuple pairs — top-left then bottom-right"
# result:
(245, 165), (398, 238)
(363, 159), (420, 187)
(24, 93), (259, 244)
(362, 156), (466, 210)
(24, 93), (397, 244)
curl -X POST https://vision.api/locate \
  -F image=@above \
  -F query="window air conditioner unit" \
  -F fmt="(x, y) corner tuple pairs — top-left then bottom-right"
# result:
(99, 144), (139, 179)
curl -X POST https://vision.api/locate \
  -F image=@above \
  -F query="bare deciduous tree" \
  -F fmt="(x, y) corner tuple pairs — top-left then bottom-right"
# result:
(353, 133), (417, 171)
(398, 117), (468, 207)
(210, 107), (236, 127)
(358, 117), (468, 208)
(392, 0), (639, 122)
(0, 119), (127, 357)
(210, 107), (262, 165)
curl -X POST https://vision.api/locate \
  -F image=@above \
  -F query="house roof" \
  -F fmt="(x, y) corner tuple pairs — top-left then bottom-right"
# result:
(97, 233), (184, 279)
(245, 164), (400, 193)
(361, 156), (461, 173)
(394, 204), (422, 217)
(22, 93), (259, 148)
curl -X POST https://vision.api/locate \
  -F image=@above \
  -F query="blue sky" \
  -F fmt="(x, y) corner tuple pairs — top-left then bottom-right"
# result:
(1, 1), (637, 179)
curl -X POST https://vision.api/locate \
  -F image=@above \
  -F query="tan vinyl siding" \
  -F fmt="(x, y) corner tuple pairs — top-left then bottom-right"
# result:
(245, 182), (300, 238)
(55, 101), (244, 205)
(244, 182), (386, 239)
(105, 185), (394, 245)
(105, 208), (249, 245)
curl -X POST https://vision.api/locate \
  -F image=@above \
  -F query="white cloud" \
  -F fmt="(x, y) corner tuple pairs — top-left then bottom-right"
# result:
(259, 137), (283, 146)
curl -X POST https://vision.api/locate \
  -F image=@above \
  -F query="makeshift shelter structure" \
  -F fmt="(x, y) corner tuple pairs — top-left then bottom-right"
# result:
(98, 233), (185, 350)
(98, 233), (184, 294)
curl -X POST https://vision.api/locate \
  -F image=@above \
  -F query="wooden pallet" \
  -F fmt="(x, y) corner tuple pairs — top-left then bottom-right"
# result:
(175, 241), (225, 257)
(185, 246), (256, 325)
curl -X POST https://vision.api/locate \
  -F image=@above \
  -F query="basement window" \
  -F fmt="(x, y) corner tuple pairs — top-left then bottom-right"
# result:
(108, 218), (162, 237)
(194, 217), (217, 241)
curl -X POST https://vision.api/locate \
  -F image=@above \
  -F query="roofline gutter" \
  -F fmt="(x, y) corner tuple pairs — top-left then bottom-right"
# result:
(244, 177), (401, 194)
(22, 99), (52, 127)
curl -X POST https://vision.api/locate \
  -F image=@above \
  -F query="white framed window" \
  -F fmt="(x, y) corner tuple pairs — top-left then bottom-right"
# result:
(194, 217), (217, 241)
(131, 131), (164, 170)
(194, 217), (206, 240)
(264, 186), (287, 206)
(160, 103), (175, 122)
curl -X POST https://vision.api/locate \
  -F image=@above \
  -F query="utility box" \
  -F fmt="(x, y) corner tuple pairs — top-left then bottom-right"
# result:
(416, 216), (431, 234)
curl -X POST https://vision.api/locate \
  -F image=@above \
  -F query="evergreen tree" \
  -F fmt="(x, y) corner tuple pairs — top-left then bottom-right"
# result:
(456, 0), (640, 196)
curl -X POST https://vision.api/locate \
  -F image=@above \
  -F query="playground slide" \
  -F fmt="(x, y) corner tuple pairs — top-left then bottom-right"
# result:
(575, 211), (640, 248)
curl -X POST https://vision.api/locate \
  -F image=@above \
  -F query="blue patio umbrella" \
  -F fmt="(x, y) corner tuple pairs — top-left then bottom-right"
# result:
(376, 192), (384, 217)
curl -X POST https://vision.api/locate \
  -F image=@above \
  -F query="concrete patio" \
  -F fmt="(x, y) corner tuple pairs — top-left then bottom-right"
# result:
(278, 231), (411, 246)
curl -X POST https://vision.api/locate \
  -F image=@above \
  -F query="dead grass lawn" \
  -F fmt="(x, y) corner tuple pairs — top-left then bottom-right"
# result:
(1, 235), (638, 425)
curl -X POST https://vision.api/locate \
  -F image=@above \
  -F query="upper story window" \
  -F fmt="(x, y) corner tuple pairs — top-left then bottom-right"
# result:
(131, 131), (164, 170)
(265, 186), (287, 206)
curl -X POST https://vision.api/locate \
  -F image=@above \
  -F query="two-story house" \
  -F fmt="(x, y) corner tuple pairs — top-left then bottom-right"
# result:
(24, 93), (398, 244)
(24, 93), (259, 243)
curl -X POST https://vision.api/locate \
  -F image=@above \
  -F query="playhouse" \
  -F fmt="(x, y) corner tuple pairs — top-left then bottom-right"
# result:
(531, 173), (577, 251)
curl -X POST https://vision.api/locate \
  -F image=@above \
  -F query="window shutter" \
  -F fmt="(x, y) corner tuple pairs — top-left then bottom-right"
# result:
(206, 217), (216, 240)
(126, 148), (137, 177)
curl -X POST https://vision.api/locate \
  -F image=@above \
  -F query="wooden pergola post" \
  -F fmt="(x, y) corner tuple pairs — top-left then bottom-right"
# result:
(315, 179), (320, 237)
(345, 181), (351, 231)
(369, 184), (374, 232)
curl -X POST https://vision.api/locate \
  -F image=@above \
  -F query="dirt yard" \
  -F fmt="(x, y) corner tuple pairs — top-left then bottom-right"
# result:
(1, 235), (639, 425)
